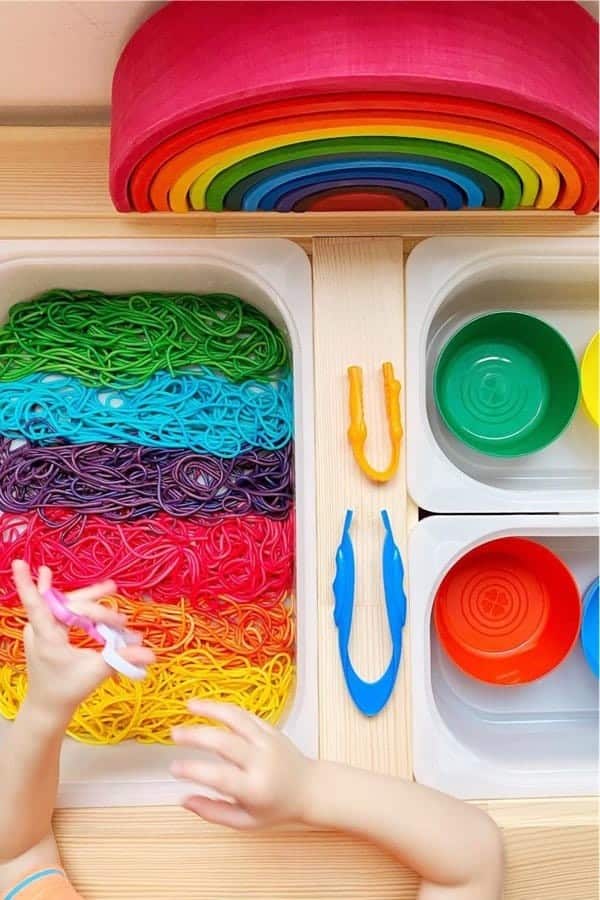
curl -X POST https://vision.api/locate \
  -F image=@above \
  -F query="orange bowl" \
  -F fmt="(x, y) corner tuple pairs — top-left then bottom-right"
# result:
(433, 537), (581, 685)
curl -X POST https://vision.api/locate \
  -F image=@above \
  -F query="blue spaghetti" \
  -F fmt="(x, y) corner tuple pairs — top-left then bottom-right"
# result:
(0, 370), (293, 457)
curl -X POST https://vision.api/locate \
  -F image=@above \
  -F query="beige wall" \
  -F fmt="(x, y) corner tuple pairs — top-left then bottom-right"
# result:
(0, 1), (164, 122)
(0, 0), (597, 124)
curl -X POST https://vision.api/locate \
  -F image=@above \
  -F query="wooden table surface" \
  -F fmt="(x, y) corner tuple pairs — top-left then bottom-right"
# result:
(1, 127), (598, 899)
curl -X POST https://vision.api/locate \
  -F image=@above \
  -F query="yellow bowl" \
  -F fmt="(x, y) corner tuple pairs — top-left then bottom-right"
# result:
(581, 332), (599, 425)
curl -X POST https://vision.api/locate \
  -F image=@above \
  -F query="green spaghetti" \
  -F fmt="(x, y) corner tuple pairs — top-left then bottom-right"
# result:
(0, 289), (289, 385)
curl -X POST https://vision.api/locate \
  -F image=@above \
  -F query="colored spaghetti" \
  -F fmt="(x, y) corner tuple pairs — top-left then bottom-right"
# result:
(0, 290), (290, 384)
(0, 510), (294, 608)
(0, 651), (295, 744)
(0, 369), (293, 457)
(0, 596), (295, 670)
(0, 287), (297, 744)
(0, 437), (294, 520)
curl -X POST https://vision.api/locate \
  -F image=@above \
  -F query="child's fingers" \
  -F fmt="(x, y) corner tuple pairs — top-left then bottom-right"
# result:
(66, 580), (117, 604)
(36, 565), (52, 594)
(172, 725), (251, 769)
(119, 645), (155, 666)
(182, 795), (256, 830)
(124, 629), (143, 646)
(170, 759), (244, 800)
(66, 598), (127, 630)
(186, 700), (263, 743)
(11, 560), (59, 639)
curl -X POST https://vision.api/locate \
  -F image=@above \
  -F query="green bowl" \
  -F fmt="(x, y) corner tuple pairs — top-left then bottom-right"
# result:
(433, 312), (579, 457)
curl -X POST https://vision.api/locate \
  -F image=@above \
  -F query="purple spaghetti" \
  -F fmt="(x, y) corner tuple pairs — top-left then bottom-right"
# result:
(0, 437), (294, 522)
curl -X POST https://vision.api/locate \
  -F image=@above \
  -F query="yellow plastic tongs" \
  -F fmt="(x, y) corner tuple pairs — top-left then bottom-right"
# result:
(347, 362), (403, 483)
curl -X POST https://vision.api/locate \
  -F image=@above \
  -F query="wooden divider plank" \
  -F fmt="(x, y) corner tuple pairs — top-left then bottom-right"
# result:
(312, 237), (411, 775)
(0, 127), (598, 238)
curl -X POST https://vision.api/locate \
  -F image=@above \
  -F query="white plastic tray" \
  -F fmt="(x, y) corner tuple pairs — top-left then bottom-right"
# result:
(406, 238), (599, 513)
(0, 238), (318, 807)
(409, 513), (599, 800)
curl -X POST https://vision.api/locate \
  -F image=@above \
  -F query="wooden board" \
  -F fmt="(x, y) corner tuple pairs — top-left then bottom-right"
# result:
(49, 237), (597, 900)
(54, 798), (599, 900)
(0, 123), (596, 896)
(0, 127), (598, 238)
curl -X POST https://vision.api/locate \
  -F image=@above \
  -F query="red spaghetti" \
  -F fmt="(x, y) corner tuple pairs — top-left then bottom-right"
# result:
(0, 510), (294, 608)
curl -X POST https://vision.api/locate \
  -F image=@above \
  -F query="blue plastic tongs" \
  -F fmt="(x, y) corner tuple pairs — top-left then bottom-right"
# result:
(333, 509), (407, 717)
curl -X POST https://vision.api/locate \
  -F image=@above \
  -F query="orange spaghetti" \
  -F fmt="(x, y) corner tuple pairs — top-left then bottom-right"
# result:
(0, 595), (294, 671)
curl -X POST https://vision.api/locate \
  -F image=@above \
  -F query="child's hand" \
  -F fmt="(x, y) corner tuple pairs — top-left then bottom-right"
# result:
(171, 700), (315, 830)
(12, 559), (155, 722)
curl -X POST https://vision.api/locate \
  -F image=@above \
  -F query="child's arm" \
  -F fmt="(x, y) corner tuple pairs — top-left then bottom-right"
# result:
(172, 702), (504, 900)
(0, 560), (154, 893)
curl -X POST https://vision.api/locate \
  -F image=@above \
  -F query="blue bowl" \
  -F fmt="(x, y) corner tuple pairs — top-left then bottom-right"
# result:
(581, 577), (599, 678)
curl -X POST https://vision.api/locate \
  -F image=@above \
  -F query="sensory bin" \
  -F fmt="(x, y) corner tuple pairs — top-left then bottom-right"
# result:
(406, 236), (599, 799)
(0, 238), (317, 807)
(409, 514), (599, 800)
(407, 237), (599, 513)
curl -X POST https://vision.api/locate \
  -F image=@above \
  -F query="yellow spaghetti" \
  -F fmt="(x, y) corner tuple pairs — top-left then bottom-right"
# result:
(0, 650), (294, 745)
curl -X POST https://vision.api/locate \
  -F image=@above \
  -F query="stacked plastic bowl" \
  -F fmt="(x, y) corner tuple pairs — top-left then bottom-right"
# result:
(432, 312), (599, 685)
(109, 1), (599, 214)
(433, 313), (597, 457)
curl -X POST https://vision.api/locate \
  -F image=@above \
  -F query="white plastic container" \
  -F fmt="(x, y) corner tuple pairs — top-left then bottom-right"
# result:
(406, 238), (599, 513)
(0, 238), (318, 807)
(409, 513), (599, 800)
